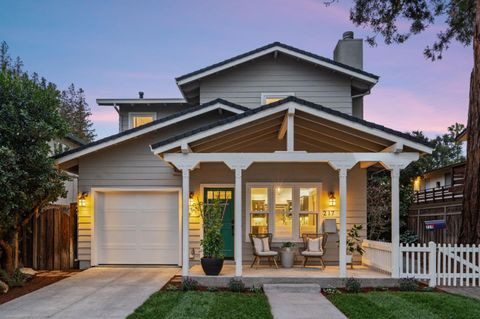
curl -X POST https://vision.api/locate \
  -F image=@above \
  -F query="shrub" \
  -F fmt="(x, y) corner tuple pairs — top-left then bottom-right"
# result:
(374, 286), (389, 292)
(0, 269), (30, 287)
(228, 278), (245, 292)
(181, 277), (199, 291)
(398, 278), (419, 291)
(207, 286), (219, 292)
(323, 287), (341, 294)
(165, 284), (178, 291)
(344, 277), (361, 293)
(249, 285), (263, 293)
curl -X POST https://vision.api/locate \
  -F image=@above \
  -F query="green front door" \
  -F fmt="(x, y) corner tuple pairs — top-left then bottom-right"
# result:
(204, 188), (234, 259)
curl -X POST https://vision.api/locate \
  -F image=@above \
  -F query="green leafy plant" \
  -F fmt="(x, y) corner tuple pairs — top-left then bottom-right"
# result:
(194, 199), (227, 258)
(206, 286), (219, 292)
(281, 242), (296, 249)
(344, 277), (361, 293)
(181, 277), (199, 291)
(398, 278), (419, 291)
(249, 285), (263, 293)
(323, 287), (341, 294)
(228, 278), (245, 292)
(400, 230), (419, 244)
(347, 224), (365, 256)
(0, 269), (30, 287)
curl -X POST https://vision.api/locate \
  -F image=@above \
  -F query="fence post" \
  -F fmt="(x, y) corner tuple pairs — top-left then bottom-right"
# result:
(428, 241), (437, 287)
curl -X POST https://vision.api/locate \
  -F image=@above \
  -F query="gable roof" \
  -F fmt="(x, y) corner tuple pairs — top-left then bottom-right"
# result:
(151, 96), (433, 154)
(176, 42), (379, 86)
(54, 99), (248, 165)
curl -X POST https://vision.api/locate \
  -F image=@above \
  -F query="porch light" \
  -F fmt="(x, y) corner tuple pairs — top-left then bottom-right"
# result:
(328, 192), (336, 207)
(78, 192), (88, 207)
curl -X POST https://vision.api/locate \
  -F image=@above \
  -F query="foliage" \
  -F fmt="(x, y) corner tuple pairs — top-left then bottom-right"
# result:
(165, 284), (178, 291)
(344, 0), (475, 60)
(344, 277), (362, 293)
(281, 242), (296, 248)
(400, 230), (419, 244)
(398, 278), (420, 291)
(59, 83), (95, 143)
(194, 199), (227, 258)
(367, 173), (391, 241)
(207, 286), (219, 292)
(127, 291), (273, 319)
(347, 224), (365, 255)
(0, 269), (30, 287)
(181, 277), (199, 291)
(249, 285), (263, 293)
(0, 42), (69, 272)
(228, 278), (245, 292)
(327, 291), (480, 319)
(323, 287), (341, 294)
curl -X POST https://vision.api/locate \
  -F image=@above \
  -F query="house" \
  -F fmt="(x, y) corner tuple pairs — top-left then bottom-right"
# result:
(54, 33), (432, 279)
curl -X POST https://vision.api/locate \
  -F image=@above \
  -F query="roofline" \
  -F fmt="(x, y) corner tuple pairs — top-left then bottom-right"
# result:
(97, 98), (187, 106)
(422, 161), (466, 176)
(65, 133), (88, 146)
(176, 42), (379, 86)
(151, 96), (433, 154)
(54, 99), (248, 165)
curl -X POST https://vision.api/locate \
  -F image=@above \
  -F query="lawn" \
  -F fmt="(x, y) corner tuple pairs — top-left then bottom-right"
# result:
(127, 291), (273, 319)
(327, 291), (480, 319)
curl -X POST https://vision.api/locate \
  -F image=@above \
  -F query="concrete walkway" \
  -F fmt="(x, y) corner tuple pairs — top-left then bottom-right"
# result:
(440, 287), (480, 300)
(264, 284), (347, 319)
(0, 267), (178, 319)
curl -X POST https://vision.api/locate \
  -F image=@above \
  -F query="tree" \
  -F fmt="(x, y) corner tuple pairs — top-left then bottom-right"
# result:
(59, 83), (95, 142)
(335, 0), (478, 243)
(0, 43), (69, 273)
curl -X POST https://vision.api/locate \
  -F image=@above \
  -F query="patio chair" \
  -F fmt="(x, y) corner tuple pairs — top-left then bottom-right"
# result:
(249, 233), (278, 269)
(301, 233), (328, 269)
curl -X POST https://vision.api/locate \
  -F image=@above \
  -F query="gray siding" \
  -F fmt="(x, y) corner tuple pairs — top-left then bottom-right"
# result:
(200, 54), (353, 113)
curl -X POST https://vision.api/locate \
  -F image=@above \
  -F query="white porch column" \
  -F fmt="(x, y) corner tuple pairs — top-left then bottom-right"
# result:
(338, 167), (348, 278)
(181, 168), (190, 277)
(234, 168), (243, 277)
(391, 166), (400, 278)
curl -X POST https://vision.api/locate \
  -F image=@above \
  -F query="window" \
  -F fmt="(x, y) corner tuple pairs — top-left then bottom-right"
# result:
(261, 93), (295, 105)
(246, 183), (321, 241)
(129, 112), (156, 128)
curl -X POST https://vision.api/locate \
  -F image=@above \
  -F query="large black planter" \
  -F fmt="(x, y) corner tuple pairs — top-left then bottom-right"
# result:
(201, 257), (224, 276)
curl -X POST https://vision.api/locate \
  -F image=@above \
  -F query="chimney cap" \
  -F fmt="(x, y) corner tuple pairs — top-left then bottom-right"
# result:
(138, 91), (144, 99)
(342, 31), (354, 40)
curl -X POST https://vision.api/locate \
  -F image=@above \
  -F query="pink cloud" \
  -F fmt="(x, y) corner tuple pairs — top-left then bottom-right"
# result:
(90, 109), (118, 123)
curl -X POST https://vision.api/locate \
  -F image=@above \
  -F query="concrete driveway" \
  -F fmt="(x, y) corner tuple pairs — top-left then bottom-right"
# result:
(0, 267), (179, 319)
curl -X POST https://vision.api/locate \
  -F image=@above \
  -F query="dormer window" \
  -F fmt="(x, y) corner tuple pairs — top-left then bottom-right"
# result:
(261, 93), (295, 105)
(129, 112), (156, 129)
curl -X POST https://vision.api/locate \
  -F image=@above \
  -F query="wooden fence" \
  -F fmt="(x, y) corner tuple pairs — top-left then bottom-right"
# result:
(20, 204), (78, 270)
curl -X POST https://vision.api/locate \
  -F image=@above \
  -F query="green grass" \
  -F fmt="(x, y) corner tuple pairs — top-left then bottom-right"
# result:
(327, 291), (480, 319)
(127, 291), (273, 319)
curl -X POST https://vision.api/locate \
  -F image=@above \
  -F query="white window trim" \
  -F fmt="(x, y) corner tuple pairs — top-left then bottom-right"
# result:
(245, 182), (322, 243)
(128, 112), (157, 129)
(261, 92), (295, 105)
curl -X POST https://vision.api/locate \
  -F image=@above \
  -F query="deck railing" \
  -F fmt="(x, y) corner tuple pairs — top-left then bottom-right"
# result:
(362, 240), (392, 274)
(413, 186), (463, 204)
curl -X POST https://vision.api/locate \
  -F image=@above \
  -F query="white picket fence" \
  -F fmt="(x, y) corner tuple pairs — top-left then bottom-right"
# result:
(400, 242), (480, 287)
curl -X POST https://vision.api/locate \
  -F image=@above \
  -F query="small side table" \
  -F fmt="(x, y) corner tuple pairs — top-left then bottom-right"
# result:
(280, 249), (295, 268)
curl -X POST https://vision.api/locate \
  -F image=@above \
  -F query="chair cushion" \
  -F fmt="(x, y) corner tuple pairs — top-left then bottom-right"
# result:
(257, 251), (278, 256)
(261, 237), (270, 252)
(253, 237), (264, 254)
(301, 251), (324, 257)
(307, 237), (322, 253)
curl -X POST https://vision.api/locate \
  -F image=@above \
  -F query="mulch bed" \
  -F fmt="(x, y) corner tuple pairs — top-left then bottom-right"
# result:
(0, 270), (81, 305)
(161, 275), (260, 293)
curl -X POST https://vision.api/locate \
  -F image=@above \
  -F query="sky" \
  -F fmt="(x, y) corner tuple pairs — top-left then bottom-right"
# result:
(0, 0), (471, 139)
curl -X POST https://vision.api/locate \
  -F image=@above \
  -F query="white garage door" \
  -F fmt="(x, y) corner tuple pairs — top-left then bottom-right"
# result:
(96, 191), (179, 265)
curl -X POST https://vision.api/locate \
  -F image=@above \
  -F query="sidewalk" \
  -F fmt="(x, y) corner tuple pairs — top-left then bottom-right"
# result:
(439, 287), (480, 300)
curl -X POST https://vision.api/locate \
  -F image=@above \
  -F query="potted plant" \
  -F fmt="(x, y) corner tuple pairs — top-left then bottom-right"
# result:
(195, 199), (228, 276)
(346, 224), (365, 268)
(280, 242), (296, 268)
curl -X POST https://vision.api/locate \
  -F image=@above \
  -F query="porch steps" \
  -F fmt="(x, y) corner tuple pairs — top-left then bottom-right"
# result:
(263, 283), (321, 293)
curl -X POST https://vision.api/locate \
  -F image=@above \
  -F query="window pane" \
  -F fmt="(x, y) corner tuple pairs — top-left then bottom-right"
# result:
(251, 213), (268, 235)
(251, 188), (268, 211)
(300, 188), (317, 211)
(274, 187), (292, 238)
(265, 97), (283, 104)
(275, 187), (292, 213)
(275, 213), (293, 238)
(299, 214), (317, 237)
(133, 116), (154, 128)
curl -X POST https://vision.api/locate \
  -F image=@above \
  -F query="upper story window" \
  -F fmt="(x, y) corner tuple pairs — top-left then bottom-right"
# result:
(261, 93), (295, 105)
(128, 112), (157, 129)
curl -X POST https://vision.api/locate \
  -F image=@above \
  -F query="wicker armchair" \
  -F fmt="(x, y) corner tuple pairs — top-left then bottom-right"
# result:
(301, 233), (328, 269)
(249, 233), (278, 268)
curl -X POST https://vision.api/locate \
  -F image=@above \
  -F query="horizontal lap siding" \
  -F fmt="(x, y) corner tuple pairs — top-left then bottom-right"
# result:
(200, 54), (352, 113)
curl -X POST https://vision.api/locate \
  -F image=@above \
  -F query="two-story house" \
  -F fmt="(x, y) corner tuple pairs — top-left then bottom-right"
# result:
(54, 32), (432, 279)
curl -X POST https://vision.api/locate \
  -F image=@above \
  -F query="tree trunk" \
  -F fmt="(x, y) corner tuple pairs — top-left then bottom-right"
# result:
(459, 0), (480, 245)
(0, 240), (14, 274)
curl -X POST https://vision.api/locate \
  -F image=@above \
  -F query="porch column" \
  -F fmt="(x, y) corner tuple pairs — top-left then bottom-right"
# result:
(181, 168), (190, 277)
(391, 166), (400, 278)
(234, 168), (243, 277)
(338, 167), (348, 278)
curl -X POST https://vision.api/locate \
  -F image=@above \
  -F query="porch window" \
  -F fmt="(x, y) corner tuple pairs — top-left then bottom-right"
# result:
(299, 188), (318, 236)
(274, 187), (293, 239)
(249, 188), (269, 235)
(129, 112), (156, 128)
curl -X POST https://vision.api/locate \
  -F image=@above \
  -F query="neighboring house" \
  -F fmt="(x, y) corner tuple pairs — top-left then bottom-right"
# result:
(54, 33), (432, 278)
(49, 134), (86, 206)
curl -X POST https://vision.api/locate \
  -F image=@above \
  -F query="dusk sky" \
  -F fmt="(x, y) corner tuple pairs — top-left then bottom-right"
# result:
(0, 0), (471, 139)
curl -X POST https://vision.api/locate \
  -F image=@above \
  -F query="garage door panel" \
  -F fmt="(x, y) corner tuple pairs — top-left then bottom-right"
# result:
(96, 191), (179, 265)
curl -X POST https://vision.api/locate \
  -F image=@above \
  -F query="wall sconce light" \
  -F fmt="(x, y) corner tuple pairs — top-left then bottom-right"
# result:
(78, 192), (88, 207)
(328, 192), (336, 207)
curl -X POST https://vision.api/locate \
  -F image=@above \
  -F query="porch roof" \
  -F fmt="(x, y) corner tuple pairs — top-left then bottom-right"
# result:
(150, 96), (433, 156)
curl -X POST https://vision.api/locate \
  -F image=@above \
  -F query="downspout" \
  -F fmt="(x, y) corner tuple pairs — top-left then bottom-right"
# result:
(113, 103), (121, 132)
(352, 90), (371, 99)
